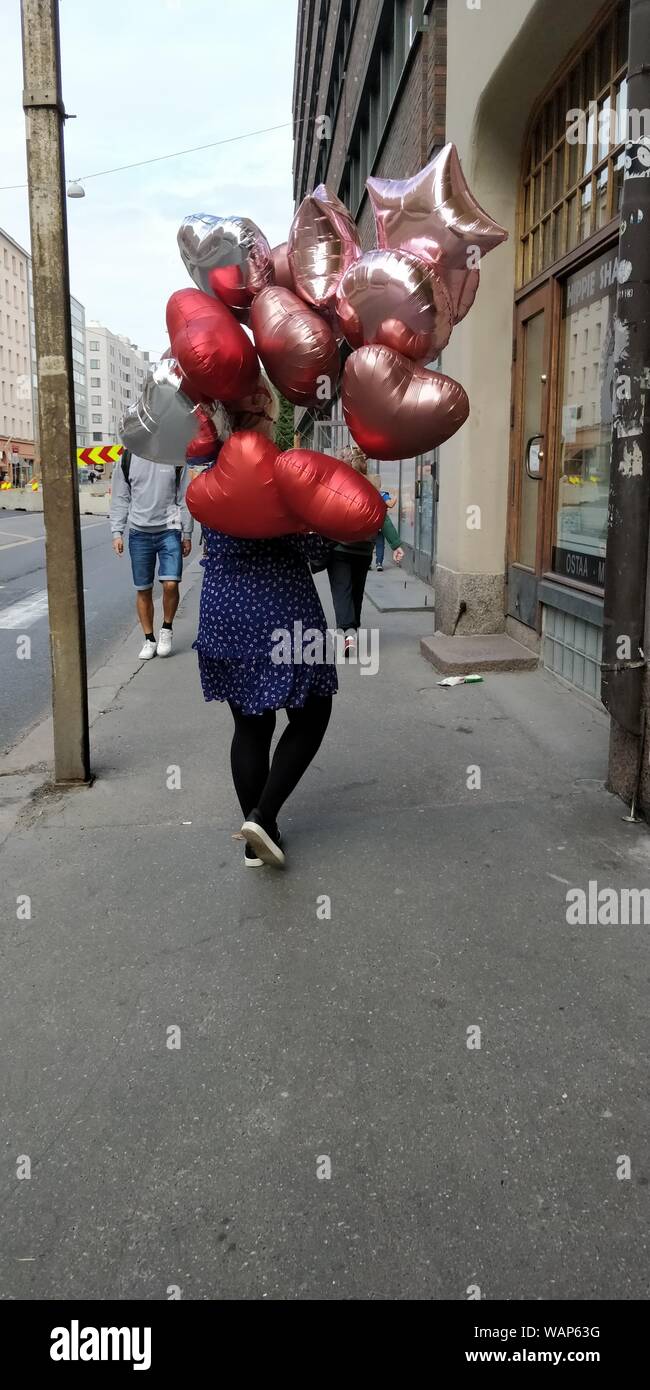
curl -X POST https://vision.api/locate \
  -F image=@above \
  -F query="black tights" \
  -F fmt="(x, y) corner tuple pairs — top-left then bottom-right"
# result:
(228, 695), (332, 827)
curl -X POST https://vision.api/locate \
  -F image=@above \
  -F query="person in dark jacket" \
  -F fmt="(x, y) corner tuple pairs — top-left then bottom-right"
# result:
(326, 446), (404, 657)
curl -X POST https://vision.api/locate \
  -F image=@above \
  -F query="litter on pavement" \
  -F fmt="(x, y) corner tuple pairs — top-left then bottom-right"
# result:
(437, 674), (484, 686)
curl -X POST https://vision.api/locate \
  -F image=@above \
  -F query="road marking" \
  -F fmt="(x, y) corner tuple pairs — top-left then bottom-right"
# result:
(0, 589), (49, 628)
(0, 519), (106, 550)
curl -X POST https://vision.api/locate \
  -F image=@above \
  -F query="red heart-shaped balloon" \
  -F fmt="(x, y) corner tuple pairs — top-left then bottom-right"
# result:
(185, 432), (389, 542)
(186, 430), (303, 538)
(167, 288), (258, 403)
(207, 262), (251, 310)
(251, 285), (339, 408)
(186, 407), (219, 465)
(275, 449), (386, 542)
(342, 344), (469, 460)
(207, 264), (252, 323)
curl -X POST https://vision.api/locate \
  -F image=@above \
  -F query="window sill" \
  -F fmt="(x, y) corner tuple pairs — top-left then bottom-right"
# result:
(539, 575), (604, 626)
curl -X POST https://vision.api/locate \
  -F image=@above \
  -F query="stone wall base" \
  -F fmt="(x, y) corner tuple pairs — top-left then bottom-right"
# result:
(433, 564), (505, 636)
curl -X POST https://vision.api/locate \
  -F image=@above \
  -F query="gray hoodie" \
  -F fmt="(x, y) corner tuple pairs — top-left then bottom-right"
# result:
(110, 454), (194, 538)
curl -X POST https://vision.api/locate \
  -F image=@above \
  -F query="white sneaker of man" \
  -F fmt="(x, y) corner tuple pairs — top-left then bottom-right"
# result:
(138, 637), (157, 660)
(157, 627), (173, 657)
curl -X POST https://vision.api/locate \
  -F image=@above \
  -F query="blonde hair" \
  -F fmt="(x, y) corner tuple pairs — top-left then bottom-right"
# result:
(341, 443), (367, 473)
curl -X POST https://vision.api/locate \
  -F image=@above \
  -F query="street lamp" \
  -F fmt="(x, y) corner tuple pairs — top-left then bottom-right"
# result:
(67, 180), (85, 198)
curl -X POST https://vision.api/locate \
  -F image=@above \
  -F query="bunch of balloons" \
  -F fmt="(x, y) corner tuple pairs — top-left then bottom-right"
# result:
(119, 142), (507, 539)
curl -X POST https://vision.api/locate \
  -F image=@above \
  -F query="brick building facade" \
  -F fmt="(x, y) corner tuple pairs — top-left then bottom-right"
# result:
(293, 0), (446, 217)
(0, 225), (35, 481)
(292, 0), (447, 578)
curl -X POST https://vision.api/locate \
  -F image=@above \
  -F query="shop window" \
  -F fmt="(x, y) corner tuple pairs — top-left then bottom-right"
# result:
(519, 1), (628, 284)
(398, 457), (416, 549)
(552, 245), (618, 588)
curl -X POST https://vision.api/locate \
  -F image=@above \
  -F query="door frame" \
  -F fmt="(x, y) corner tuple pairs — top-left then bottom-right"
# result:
(414, 450), (436, 581)
(506, 280), (561, 630)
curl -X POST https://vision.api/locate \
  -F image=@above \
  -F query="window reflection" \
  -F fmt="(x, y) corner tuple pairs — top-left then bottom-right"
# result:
(554, 247), (617, 586)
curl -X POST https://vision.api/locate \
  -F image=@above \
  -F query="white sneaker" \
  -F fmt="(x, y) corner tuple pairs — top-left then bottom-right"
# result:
(240, 813), (286, 868)
(138, 638), (157, 660)
(157, 628), (173, 657)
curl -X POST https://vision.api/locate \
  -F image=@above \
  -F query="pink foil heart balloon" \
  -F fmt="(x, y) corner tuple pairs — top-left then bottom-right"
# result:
(251, 285), (340, 409)
(442, 266), (480, 324)
(367, 142), (508, 272)
(335, 248), (453, 361)
(271, 241), (296, 292)
(287, 184), (361, 308)
(342, 344), (469, 460)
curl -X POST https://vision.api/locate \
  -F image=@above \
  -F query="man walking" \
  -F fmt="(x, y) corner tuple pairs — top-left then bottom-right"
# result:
(110, 450), (193, 659)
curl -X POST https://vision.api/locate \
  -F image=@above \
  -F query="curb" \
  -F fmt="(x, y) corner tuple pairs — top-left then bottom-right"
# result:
(0, 560), (203, 838)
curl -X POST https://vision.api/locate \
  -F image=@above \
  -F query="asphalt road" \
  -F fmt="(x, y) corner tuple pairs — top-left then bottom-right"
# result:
(0, 508), (185, 755)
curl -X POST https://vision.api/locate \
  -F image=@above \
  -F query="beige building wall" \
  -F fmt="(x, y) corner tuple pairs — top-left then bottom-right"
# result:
(436, 0), (609, 633)
(0, 227), (34, 448)
(85, 322), (151, 443)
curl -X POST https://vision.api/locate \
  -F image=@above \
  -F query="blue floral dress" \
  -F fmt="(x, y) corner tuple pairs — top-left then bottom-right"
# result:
(194, 528), (339, 715)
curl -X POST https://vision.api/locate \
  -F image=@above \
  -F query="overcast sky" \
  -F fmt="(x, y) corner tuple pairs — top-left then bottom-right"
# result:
(0, 0), (298, 356)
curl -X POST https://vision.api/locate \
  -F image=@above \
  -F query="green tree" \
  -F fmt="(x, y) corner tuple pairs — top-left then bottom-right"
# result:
(275, 395), (295, 451)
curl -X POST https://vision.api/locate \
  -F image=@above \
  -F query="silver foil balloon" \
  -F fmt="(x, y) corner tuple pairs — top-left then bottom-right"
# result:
(119, 358), (202, 465)
(177, 213), (273, 307)
(335, 248), (453, 361)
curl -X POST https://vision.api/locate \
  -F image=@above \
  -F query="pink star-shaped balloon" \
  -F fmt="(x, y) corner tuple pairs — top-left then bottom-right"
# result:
(366, 143), (507, 272)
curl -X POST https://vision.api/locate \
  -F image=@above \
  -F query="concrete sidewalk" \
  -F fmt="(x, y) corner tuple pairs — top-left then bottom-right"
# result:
(1, 573), (649, 1300)
(365, 560), (433, 611)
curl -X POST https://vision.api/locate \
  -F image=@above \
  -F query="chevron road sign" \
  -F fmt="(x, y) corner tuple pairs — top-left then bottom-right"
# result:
(76, 445), (123, 467)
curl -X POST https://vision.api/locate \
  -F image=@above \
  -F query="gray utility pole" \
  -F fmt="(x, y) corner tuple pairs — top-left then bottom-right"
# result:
(21, 0), (90, 783)
(602, 0), (650, 810)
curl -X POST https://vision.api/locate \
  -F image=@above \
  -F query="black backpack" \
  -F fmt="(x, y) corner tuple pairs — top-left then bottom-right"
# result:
(121, 450), (183, 493)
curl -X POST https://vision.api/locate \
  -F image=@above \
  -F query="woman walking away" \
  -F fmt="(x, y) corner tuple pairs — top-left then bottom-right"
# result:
(327, 446), (404, 657)
(194, 528), (337, 869)
(373, 489), (397, 571)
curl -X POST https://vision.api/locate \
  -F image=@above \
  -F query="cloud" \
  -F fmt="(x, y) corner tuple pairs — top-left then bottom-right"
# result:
(0, 0), (299, 349)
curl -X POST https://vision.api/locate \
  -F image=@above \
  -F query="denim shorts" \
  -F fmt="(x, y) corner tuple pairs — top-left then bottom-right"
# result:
(128, 528), (183, 590)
